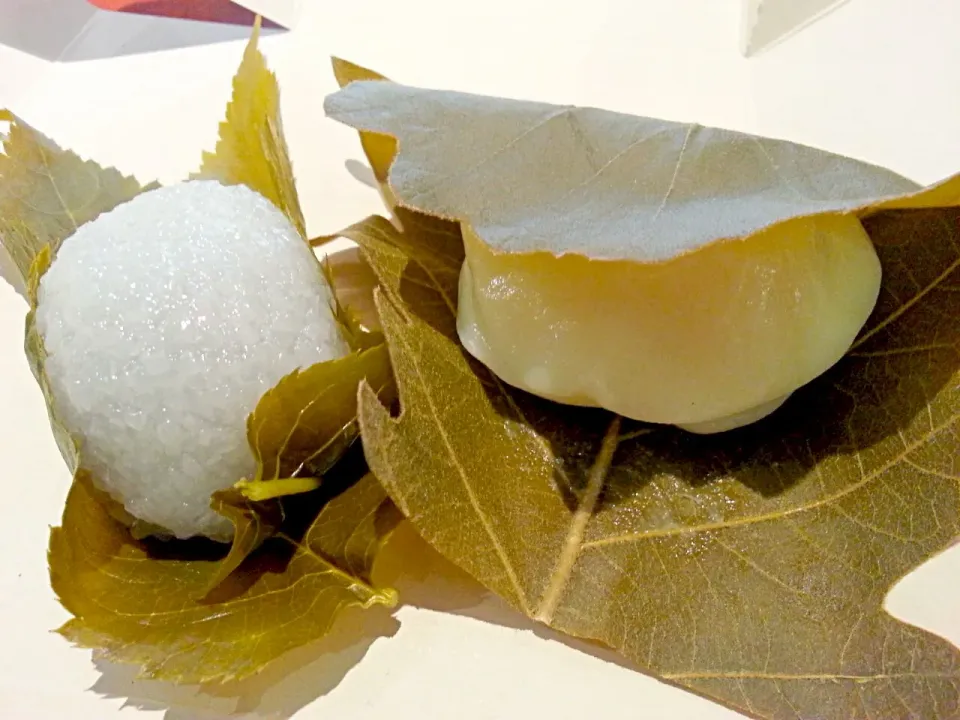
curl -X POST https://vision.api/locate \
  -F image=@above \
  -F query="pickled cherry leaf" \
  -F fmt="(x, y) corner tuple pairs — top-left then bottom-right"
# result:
(0, 109), (147, 295)
(3, 22), (402, 682)
(199, 489), (283, 598)
(344, 201), (960, 720)
(219, 342), (390, 583)
(320, 253), (385, 350)
(194, 17), (306, 237)
(333, 208), (463, 338)
(50, 470), (399, 684)
(241, 344), (394, 501)
(323, 245), (384, 337)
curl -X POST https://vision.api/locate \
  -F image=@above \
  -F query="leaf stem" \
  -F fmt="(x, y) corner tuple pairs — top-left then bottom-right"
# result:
(235, 477), (321, 502)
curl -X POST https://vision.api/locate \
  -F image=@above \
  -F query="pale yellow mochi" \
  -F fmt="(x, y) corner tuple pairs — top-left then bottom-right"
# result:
(457, 214), (881, 433)
(322, 77), (960, 432)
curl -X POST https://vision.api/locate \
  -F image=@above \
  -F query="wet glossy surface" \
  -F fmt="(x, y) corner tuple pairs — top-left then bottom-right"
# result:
(458, 214), (880, 430)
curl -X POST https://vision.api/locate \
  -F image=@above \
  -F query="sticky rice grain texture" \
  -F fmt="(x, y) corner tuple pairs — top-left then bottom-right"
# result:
(35, 180), (349, 541)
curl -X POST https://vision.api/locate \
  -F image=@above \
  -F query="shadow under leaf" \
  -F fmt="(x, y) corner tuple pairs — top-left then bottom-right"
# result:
(397, 206), (960, 520)
(91, 602), (400, 720)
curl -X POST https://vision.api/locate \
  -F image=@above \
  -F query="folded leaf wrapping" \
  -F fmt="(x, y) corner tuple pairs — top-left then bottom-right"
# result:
(323, 79), (946, 261)
(0, 24), (400, 683)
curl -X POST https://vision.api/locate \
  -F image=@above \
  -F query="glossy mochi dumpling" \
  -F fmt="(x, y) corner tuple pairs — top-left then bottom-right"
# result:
(456, 213), (881, 433)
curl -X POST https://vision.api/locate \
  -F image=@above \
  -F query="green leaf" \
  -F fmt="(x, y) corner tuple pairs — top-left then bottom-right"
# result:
(50, 468), (399, 684)
(21, 248), (81, 476)
(193, 17), (306, 237)
(323, 245), (384, 339)
(349, 206), (960, 720)
(334, 208), (464, 339)
(198, 489), (283, 599)
(25, 304), (79, 476)
(0, 109), (146, 293)
(211, 344), (395, 580)
(320, 253), (384, 351)
(244, 344), (394, 493)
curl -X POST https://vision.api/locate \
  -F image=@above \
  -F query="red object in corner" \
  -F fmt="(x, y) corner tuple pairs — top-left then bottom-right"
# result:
(87, 0), (278, 27)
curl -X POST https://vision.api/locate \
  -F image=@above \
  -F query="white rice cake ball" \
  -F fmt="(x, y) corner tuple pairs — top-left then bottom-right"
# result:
(35, 180), (349, 541)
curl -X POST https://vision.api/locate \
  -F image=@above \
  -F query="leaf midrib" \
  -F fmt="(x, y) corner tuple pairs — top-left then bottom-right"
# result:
(392, 308), (532, 615)
(36, 141), (78, 232)
(664, 671), (960, 680)
(535, 416), (620, 623)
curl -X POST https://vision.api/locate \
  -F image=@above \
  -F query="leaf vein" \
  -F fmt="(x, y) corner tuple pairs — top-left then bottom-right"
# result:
(534, 417), (620, 622)
(583, 410), (960, 549)
(853, 255), (960, 349)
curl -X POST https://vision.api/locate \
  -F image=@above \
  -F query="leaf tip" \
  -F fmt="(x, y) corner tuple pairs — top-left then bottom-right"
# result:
(331, 57), (389, 89)
(249, 14), (263, 46)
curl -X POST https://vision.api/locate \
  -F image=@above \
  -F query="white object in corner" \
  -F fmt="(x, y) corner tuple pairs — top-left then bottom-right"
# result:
(742, 0), (850, 56)
(0, 0), (298, 62)
(240, 0), (300, 28)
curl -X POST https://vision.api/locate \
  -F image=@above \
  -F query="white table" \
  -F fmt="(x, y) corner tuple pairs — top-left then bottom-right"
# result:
(1, 1), (958, 718)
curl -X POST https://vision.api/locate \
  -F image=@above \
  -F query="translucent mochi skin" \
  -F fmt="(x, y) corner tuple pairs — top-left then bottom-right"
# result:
(457, 214), (881, 433)
(35, 181), (349, 540)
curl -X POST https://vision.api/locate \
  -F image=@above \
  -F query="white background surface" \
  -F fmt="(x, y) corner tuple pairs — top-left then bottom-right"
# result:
(1, 1), (959, 718)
